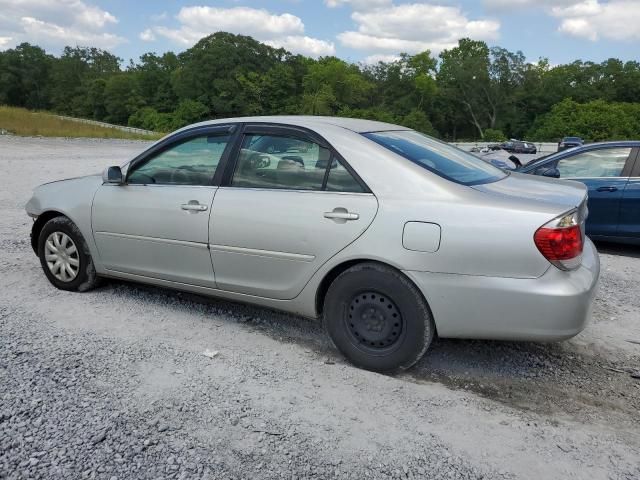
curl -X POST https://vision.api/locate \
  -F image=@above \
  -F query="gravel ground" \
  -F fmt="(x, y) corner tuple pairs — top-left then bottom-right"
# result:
(1, 136), (639, 480)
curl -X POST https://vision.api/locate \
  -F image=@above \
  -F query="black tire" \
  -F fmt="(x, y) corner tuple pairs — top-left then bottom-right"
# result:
(323, 262), (435, 372)
(38, 216), (100, 292)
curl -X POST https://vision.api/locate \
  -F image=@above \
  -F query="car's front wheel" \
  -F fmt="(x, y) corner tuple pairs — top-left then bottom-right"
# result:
(323, 262), (435, 372)
(38, 216), (99, 292)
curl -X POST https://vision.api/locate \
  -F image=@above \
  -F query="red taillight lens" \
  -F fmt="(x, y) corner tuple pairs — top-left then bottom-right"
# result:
(534, 211), (583, 270)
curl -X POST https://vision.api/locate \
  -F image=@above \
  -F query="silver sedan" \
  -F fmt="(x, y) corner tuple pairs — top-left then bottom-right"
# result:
(25, 116), (600, 371)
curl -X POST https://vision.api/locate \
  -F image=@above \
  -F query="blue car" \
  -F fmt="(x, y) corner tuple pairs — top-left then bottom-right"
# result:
(519, 141), (640, 245)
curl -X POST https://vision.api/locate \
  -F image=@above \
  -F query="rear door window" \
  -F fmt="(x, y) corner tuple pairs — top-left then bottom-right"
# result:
(231, 134), (328, 190)
(230, 132), (367, 193)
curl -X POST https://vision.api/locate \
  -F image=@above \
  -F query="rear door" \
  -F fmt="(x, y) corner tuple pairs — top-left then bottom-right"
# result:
(552, 146), (634, 237)
(618, 148), (640, 238)
(209, 124), (378, 300)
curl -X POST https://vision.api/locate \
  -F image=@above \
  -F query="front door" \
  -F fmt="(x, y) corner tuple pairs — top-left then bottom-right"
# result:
(210, 127), (378, 300)
(92, 129), (233, 287)
(554, 147), (634, 237)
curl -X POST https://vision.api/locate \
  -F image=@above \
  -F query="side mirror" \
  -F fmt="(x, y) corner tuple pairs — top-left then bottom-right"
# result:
(102, 166), (123, 184)
(540, 167), (560, 179)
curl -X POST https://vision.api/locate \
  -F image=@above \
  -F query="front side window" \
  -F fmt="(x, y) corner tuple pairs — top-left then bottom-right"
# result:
(128, 134), (230, 185)
(231, 134), (329, 191)
(364, 130), (506, 185)
(555, 148), (631, 178)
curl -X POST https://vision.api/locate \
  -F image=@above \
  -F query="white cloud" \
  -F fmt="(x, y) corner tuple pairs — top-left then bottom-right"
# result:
(552, 1), (640, 41)
(0, 0), (124, 50)
(265, 36), (336, 57)
(363, 53), (401, 64)
(483, 0), (578, 9)
(485, 0), (640, 42)
(148, 5), (333, 57)
(19, 16), (123, 49)
(0, 36), (12, 49)
(150, 12), (168, 22)
(338, 3), (500, 55)
(74, 5), (117, 29)
(173, 6), (304, 40)
(325, 0), (392, 10)
(139, 29), (156, 42)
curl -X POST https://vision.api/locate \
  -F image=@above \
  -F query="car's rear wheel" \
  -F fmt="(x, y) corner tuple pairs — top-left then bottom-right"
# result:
(38, 216), (99, 292)
(323, 262), (435, 372)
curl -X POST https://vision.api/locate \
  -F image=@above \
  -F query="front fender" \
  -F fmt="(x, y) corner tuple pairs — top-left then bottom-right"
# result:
(26, 175), (104, 270)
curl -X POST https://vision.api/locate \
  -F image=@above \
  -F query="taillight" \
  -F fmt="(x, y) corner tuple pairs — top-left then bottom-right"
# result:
(534, 210), (583, 270)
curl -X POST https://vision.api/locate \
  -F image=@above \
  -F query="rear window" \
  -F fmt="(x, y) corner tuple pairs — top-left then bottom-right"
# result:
(364, 130), (507, 186)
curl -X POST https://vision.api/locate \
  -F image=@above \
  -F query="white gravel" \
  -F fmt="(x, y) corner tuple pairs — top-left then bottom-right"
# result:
(1, 136), (639, 480)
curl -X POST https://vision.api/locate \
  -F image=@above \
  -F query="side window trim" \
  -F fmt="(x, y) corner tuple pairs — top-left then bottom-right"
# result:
(221, 122), (371, 193)
(126, 124), (237, 186)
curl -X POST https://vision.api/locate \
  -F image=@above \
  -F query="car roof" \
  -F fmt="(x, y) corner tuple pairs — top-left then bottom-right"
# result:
(185, 115), (410, 134)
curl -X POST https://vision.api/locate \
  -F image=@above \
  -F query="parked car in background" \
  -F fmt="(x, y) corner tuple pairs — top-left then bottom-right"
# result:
(25, 116), (599, 372)
(501, 140), (537, 154)
(558, 136), (584, 151)
(520, 141), (640, 244)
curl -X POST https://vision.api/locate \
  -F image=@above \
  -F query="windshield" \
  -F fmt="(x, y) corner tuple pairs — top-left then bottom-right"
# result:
(364, 130), (507, 185)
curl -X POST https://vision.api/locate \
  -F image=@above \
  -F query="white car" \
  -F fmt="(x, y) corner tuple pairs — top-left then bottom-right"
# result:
(25, 116), (600, 371)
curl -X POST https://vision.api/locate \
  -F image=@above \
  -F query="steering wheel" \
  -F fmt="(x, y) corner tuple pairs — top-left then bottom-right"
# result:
(170, 168), (191, 184)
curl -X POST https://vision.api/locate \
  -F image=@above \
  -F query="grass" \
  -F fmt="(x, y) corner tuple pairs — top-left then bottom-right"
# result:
(0, 106), (163, 140)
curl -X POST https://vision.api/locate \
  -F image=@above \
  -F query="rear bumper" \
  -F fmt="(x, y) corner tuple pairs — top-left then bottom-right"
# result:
(404, 239), (600, 341)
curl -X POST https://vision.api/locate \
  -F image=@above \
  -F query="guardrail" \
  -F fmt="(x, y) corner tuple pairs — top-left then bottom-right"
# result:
(55, 115), (156, 136)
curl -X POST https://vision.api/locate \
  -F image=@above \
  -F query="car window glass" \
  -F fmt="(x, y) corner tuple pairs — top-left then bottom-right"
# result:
(365, 130), (506, 186)
(128, 135), (230, 185)
(555, 148), (631, 178)
(326, 158), (365, 193)
(231, 134), (328, 190)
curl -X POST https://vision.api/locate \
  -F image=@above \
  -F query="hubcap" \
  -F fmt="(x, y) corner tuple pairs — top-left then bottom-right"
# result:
(44, 232), (79, 282)
(347, 291), (403, 351)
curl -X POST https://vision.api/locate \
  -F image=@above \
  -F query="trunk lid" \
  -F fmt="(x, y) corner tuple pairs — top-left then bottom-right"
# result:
(472, 171), (587, 210)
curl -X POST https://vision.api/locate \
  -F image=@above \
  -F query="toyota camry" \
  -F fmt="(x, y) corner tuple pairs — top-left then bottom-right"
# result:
(25, 116), (600, 372)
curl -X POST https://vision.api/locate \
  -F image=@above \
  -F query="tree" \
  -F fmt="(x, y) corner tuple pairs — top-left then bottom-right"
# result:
(171, 32), (286, 117)
(0, 43), (53, 109)
(133, 52), (179, 113)
(171, 99), (209, 128)
(438, 39), (493, 138)
(302, 57), (373, 115)
(528, 99), (640, 141)
(401, 109), (438, 136)
(104, 74), (143, 124)
(50, 46), (121, 116)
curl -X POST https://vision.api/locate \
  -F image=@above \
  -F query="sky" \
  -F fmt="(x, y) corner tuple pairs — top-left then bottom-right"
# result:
(0, 0), (639, 65)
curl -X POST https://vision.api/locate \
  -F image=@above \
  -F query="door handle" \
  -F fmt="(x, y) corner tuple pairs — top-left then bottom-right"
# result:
(324, 209), (359, 221)
(181, 202), (208, 212)
(596, 186), (618, 192)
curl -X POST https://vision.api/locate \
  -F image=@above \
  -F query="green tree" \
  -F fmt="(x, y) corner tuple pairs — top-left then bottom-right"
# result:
(438, 39), (493, 138)
(0, 43), (53, 109)
(528, 99), (640, 141)
(104, 74), (144, 124)
(302, 57), (373, 115)
(171, 32), (286, 117)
